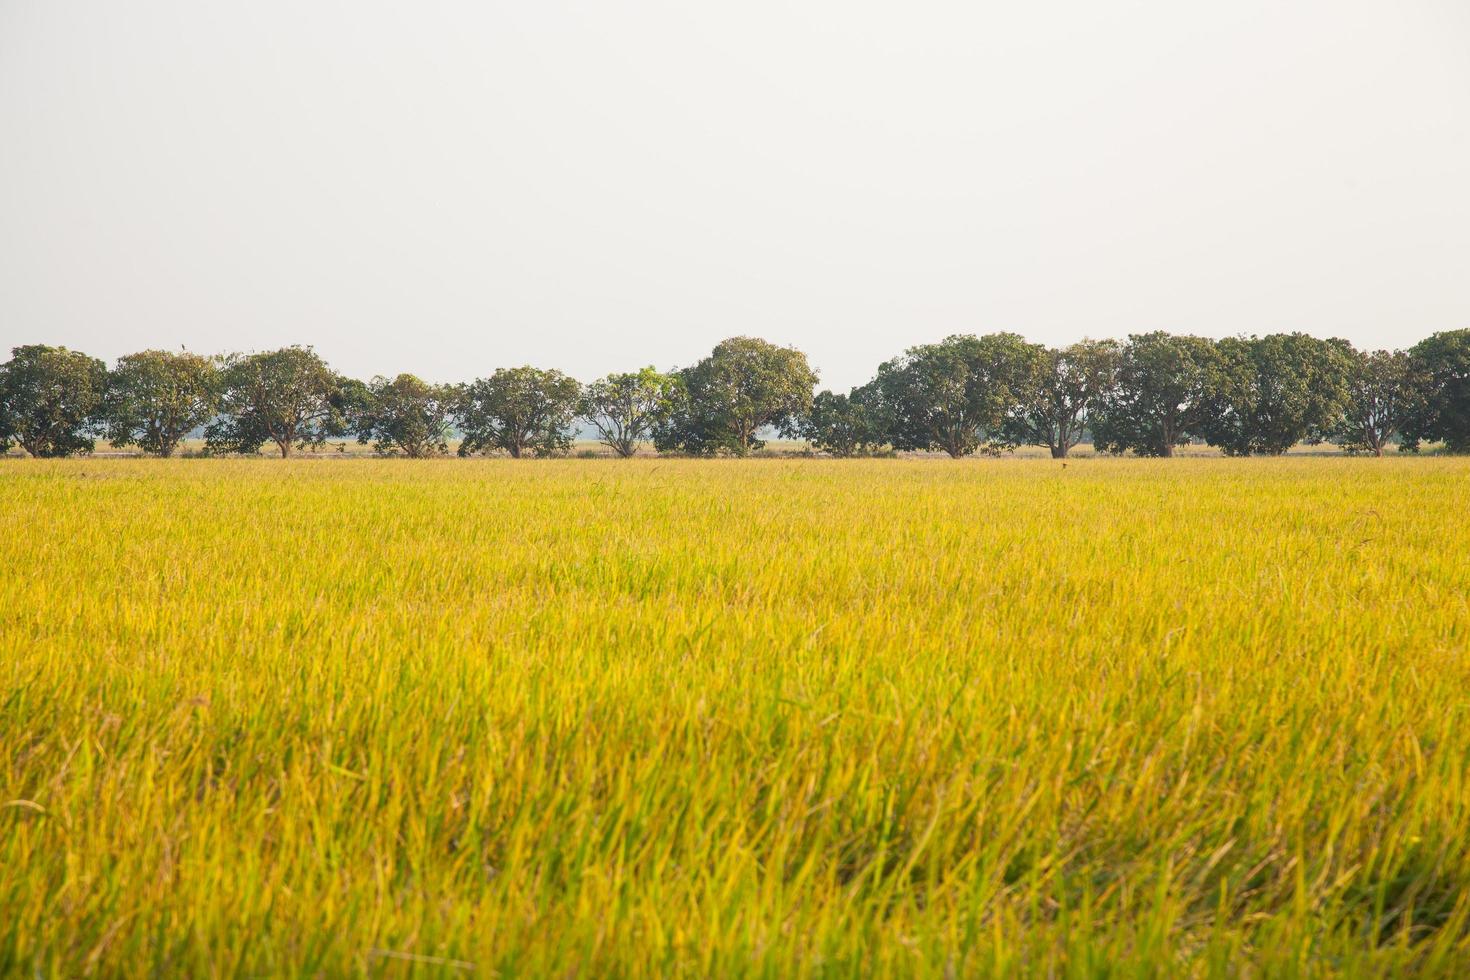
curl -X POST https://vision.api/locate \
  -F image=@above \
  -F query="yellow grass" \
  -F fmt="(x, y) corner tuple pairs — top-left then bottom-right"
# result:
(2, 458), (1468, 976)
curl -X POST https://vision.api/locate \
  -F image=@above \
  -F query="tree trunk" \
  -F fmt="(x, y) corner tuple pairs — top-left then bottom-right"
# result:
(1051, 444), (1068, 459)
(1160, 441), (1174, 458)
(276, 439), (292, 458)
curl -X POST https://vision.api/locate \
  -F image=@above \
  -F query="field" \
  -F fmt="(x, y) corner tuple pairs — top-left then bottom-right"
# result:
(3, 458), (1469, 976)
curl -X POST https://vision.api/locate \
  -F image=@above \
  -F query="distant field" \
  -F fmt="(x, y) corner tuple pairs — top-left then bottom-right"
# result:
(3, 459), (1468, 976)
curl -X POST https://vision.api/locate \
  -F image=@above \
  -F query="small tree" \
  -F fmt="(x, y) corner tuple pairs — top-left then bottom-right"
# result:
(654, 337), (817, 456)
(580, 367), (682, 457)
(1198, 334), (1354, 456)
(1401, 329), (1470, 453)
(1002, 339), (1119, 458)
(455, 367), (582, 458)
(353, 374), (454, 457)
(874, 333), (1044, 458)
(205, 347), (353, 457)
(1333, 349), (1421, 456)
(1091, 332), (1222, 457)
(798, 383), (886, 457)
(0, 345), (108, 457)
(103, 349), (220, 457)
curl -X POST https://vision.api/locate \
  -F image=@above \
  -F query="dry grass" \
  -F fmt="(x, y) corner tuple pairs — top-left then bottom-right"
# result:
(2, 458), (1468, 976)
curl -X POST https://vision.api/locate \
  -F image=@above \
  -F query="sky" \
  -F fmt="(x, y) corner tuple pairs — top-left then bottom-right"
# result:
(2, 1), (1469, 392)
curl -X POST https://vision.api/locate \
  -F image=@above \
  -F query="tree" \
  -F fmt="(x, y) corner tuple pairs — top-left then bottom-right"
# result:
(797, 383), (887, 457)
(653, 337), (818, 456)
(1002, 339), (1119, 458)
(103, 349), (220, 457)
(454, 367), (582, 458)
(0, 345), (108, 458)
(205, 347), (354, 457)
(1401, 329), (1470, 453)
(1197, 333), (1354, 456)
(579, 367), (682, 458)
(353, 374), (454, 457)
(1332, 349), (1421, 456)
(1091, 332), (1222, 457)
(873, 333), (1044, 458)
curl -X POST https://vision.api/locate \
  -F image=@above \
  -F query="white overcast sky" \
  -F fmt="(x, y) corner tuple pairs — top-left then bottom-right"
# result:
(2, 1), (1468, 390)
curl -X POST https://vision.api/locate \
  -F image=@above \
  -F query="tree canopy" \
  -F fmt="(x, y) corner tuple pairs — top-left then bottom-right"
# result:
(103, 349), (219, 457)
(9, 329), (1470, 460)
(797, 383), (887, 458)
(580, 368), (682, 458)
(0, 345), (109, 457)
(1332, 349), (1420, 456)
(1001, 339), (1119, 459)
(1091, 332), (1222, 457)
(353, 374), (454, 457)
(204, 347), (353, 457)
(455, 367), (582, 458)
(1198, 333), (1354, 456)
(874, 333), (1044, 458)
(1402, 330), (1470, 454)
(655, 337), (817, 456)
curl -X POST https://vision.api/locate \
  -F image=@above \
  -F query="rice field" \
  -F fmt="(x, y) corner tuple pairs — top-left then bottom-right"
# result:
(3, 458), (1469, 977)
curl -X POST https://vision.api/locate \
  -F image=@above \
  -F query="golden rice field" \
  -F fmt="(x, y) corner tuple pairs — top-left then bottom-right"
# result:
(3, 458), (1469, 977)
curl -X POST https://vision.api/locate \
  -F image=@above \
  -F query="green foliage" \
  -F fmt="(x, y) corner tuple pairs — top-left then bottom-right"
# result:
(1002, 339), (1120, 458)
(353, 374), (454, 457)
(579, 367), (682, 458)
(1198, 334), (1354, 456)
(797, 384), (886, 457)
(874, 333), (1044, 458)
(1402, 329), (1470, 453)
(13, 330), (1470, 464)
(1333, 349), (1422, 455)
(653, 337), (817, 456)
(455, 366), (582, 458)
(204, 347), (354, 457)
(0, 344), (108, 457)
(1091, 332), (1222, 457)
(103, 349), (220, 457)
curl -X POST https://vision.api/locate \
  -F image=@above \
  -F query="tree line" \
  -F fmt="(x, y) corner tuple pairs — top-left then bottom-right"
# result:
(1, 330), (1467, 459)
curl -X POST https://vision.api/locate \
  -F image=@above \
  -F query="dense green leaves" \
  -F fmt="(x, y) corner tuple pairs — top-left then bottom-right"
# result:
(455, 367), (582, 458)
(797, 384), (887, 457)
(0, 345), (108, 457)
(654, 337), (817, 456)
(103, 349), (220, 457)
(1091, 333), (1222, 457)
(1198, 334), (1354, 456)
(1333, 349), (1421, 456)
(874, 334), (1045, 458)
(1402, 330), (1470, 454)
(1002, 339), (1120, 458)
(353, 374), (454, 457)
(10, 330), (1470, 459)
(580, 368), (682, 458)
(204, 347), (353, 457)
